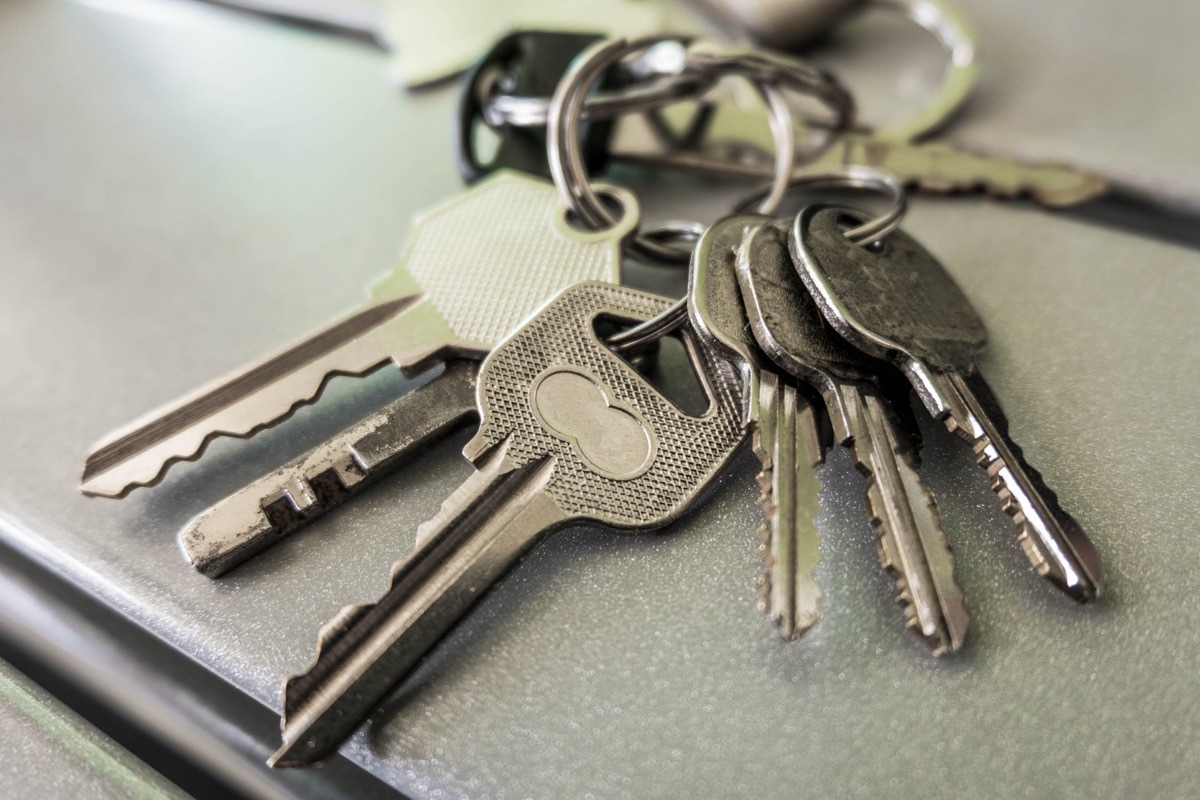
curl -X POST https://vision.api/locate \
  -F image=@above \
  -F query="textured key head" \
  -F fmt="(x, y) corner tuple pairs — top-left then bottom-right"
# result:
(687, 213), (772, 371)
(738, 218), (883, 384)
(369, 171), (637, 352)
(466, 282), (747, 529)
(792, 204), (987, 374)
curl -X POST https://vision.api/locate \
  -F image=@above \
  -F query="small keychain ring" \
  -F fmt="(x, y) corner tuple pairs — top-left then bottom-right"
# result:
(549, 36), (850, 264)
(607, 166), (907, 352)
(731, 165), (907, 246)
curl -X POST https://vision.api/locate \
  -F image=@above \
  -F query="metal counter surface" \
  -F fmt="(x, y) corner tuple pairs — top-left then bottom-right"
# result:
(1, 0), (1197, 798)
(0, 659), (189, 800)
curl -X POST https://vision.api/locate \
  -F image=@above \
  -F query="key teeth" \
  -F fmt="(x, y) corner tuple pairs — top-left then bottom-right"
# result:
(910, 171), (1108, 209)
(864, 474), (965, 658)
(881, 140), (1110, 208)
(81, 364), (390, 498)
(970, 434), (1101, 603)
(942, 372), (1102, 602)
(283, 601), (377, 721)
(752, 438), (821, 642)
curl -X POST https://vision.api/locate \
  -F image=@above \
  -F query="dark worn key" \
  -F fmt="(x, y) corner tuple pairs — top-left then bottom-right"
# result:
(181, 361), (479, 577)
(689, 214), (828, 640)
(792, 204), (1102, 602)
(738, 219), (968, 654)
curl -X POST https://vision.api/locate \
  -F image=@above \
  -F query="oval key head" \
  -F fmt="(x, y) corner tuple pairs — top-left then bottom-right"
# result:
(687, 213), (773, 381)
(791, 204), (987, 378)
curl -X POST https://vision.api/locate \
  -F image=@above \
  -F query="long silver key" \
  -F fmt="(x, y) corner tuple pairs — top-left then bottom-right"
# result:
(689, 215), (827, 640)
(737, 219), (969, 654)
(81, 172), (637, 498)
(792, 204), (1103, 602)
(181, 361), (479, 577)
(271, 282), (746, 767)
(610, 99), (1108, 208)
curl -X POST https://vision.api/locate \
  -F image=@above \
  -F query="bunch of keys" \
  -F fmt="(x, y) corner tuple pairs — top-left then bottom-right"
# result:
(79, 31), (1104, 767)
(262, 195), (1102, 764)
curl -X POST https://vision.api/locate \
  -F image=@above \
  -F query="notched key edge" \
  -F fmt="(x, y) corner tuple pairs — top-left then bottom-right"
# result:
(81, 297), (423, 499)
(753, 376), (826, 641)
(940, 370), (1103, 603)
(180, 361), (480, 577)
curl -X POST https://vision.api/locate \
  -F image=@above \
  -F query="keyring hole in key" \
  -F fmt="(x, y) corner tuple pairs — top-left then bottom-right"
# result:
(594, 315), (709, 417)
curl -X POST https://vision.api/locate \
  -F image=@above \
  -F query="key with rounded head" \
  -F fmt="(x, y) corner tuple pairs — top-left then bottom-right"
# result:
(737, 219), (968, 655)
(689, 214), (827, 641)
(792, 204), (1103, 602)
(81, 172), (637, 499)
(270, 282), (747, 767)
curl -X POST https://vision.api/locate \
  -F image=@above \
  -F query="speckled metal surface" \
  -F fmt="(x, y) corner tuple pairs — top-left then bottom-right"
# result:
(0, 660), (188, 800)
(1, 0), (1198, 798)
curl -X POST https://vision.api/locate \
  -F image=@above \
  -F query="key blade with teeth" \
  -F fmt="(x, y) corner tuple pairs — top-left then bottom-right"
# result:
(806, 136), (1109, 208)
(793, 204), (1102, 603)
(753, 371), (824, 639)
(738, 219), (968, 654)
(180, 360), (479, 577)
(81, 172), (637, 498)
(271, 283), (746, 767)
(610, 95), (1108, 208)
(689, 215), (828, 640)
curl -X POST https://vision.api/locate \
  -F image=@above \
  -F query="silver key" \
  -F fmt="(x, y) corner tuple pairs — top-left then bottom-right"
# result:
(181, 361), (479, 577)
(737, 219), (968, 654)
(792, 204), (1103, 602)
(805, 136), (1109, 208)
(81, 172), (637, 498)
(610, 99), (1108, 208)
(271, 282), (747, 767)
(689, 215), (826, 640)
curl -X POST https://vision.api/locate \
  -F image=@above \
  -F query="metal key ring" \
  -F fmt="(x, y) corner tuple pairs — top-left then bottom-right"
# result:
(549, 35), (795, 264)
(549, 36), (852, 264)
(479, 41), (717, 129)
(491, 39), (854, 137)
(607, 166), (907, 352)
(732, 166), (907, 245)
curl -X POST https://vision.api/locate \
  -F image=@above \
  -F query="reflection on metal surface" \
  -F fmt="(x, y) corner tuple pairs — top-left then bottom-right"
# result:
(0, 660), (189, 800)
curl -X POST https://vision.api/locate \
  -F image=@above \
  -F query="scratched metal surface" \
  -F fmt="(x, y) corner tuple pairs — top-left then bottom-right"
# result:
(0, 0), (1198, 798)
